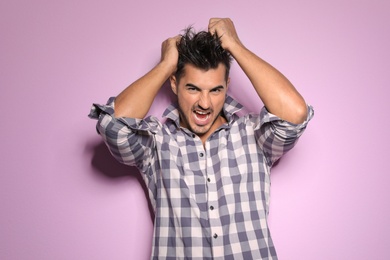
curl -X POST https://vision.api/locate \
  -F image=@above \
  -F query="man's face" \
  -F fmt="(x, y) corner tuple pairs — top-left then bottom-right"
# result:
(170, 63), (229, 139)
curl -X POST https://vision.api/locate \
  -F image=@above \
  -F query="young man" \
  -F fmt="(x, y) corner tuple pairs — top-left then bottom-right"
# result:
(89, 18), (313, 259)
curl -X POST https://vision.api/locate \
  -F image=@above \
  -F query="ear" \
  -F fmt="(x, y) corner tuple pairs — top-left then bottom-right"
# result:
(170, 75), (178, 95)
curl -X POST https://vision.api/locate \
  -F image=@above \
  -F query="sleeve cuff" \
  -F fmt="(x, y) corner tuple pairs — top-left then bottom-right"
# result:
(88, 97), (116, 119)
(88, 97), (159, 134)
(258, 104), (314, 130)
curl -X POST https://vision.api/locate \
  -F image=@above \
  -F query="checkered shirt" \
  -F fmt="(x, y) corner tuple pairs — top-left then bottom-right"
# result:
(89, 95), (314, 259)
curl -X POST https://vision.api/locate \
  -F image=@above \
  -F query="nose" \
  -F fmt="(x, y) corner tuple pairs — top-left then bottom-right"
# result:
(198, 92), (211, 110)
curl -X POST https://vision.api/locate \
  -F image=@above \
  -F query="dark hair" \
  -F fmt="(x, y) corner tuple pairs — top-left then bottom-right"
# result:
(175, 27), (232, 82)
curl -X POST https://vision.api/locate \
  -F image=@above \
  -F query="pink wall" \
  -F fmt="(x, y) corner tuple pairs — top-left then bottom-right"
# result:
(1, 0), (389, 259)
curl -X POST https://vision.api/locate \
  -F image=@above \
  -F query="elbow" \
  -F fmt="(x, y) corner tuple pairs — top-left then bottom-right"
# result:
(289, 103), (308, 124)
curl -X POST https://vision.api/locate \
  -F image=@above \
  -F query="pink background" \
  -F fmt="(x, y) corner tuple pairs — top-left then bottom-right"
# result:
(1, 0), (389, 259)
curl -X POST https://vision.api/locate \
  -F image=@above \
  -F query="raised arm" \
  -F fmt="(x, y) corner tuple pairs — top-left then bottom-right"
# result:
(114, 36), (180, 118)
(208, 18), (308, 124)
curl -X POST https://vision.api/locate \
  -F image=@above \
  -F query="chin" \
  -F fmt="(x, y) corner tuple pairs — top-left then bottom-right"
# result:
(191, 125), (211, 136)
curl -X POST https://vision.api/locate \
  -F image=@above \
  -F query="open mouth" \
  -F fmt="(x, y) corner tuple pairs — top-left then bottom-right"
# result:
(193, 110), (211, 125)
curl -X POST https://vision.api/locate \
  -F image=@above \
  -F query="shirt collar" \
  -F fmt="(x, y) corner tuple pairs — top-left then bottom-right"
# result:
(162, 95), (244, 128)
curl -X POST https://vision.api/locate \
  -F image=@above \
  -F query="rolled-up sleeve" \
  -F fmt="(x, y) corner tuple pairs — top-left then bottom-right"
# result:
(88, 97), (160, 172)
(255, 105), (314, 167)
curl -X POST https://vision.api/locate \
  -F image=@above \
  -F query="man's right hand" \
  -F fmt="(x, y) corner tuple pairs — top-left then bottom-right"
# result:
(160, 35), (181, 74)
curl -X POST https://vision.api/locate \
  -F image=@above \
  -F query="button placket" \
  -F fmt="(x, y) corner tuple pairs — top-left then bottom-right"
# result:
(203, 140), (223, 253)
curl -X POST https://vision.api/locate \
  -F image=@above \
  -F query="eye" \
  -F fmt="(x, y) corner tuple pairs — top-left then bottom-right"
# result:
(187, 87), (197, 92)
(211, 87), (223, 93)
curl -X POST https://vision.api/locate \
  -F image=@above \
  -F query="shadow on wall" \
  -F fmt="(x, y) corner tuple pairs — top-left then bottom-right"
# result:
(90, 141), (137, 178)
(88, 140), (155, 220)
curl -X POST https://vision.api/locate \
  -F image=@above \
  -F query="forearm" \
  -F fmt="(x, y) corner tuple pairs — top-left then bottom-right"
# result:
(114, 61), (175, 118)
(114, 35), (180, 119)
(230, 43), (308, 124)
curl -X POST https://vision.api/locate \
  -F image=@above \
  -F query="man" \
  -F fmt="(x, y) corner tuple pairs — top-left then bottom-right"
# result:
(89, 18), (313, 259)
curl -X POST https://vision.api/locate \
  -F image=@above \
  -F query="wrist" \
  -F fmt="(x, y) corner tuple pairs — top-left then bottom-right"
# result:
(160, 58), (177, 72)
(156, 60), (177, 78)
(226, 37), (244, 51)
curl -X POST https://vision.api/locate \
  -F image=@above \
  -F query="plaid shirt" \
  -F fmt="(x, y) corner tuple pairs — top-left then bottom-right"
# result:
(89, 95), (314, 260)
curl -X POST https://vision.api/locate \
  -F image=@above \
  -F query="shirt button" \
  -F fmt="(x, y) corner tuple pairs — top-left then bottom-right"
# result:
(213, 233), (218, 239)
(207, 178), (211, 182)
(210, 205), (214, 210)
(199, 152), (204, 157)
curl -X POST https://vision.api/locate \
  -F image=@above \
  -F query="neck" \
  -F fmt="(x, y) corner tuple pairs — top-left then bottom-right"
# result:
(199, 114), (227, 146)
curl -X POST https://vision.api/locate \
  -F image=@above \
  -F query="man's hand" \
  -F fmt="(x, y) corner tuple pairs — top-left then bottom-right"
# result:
(208, 18), (242, 52)
(160, 35), (181, 74)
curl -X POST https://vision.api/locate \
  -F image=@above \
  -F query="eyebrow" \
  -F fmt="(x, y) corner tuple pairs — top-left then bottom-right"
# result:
(185, 83), (225, 91)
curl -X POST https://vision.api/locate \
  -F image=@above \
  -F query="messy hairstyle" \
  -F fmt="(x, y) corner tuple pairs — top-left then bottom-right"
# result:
(175, 27), (232, 82)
